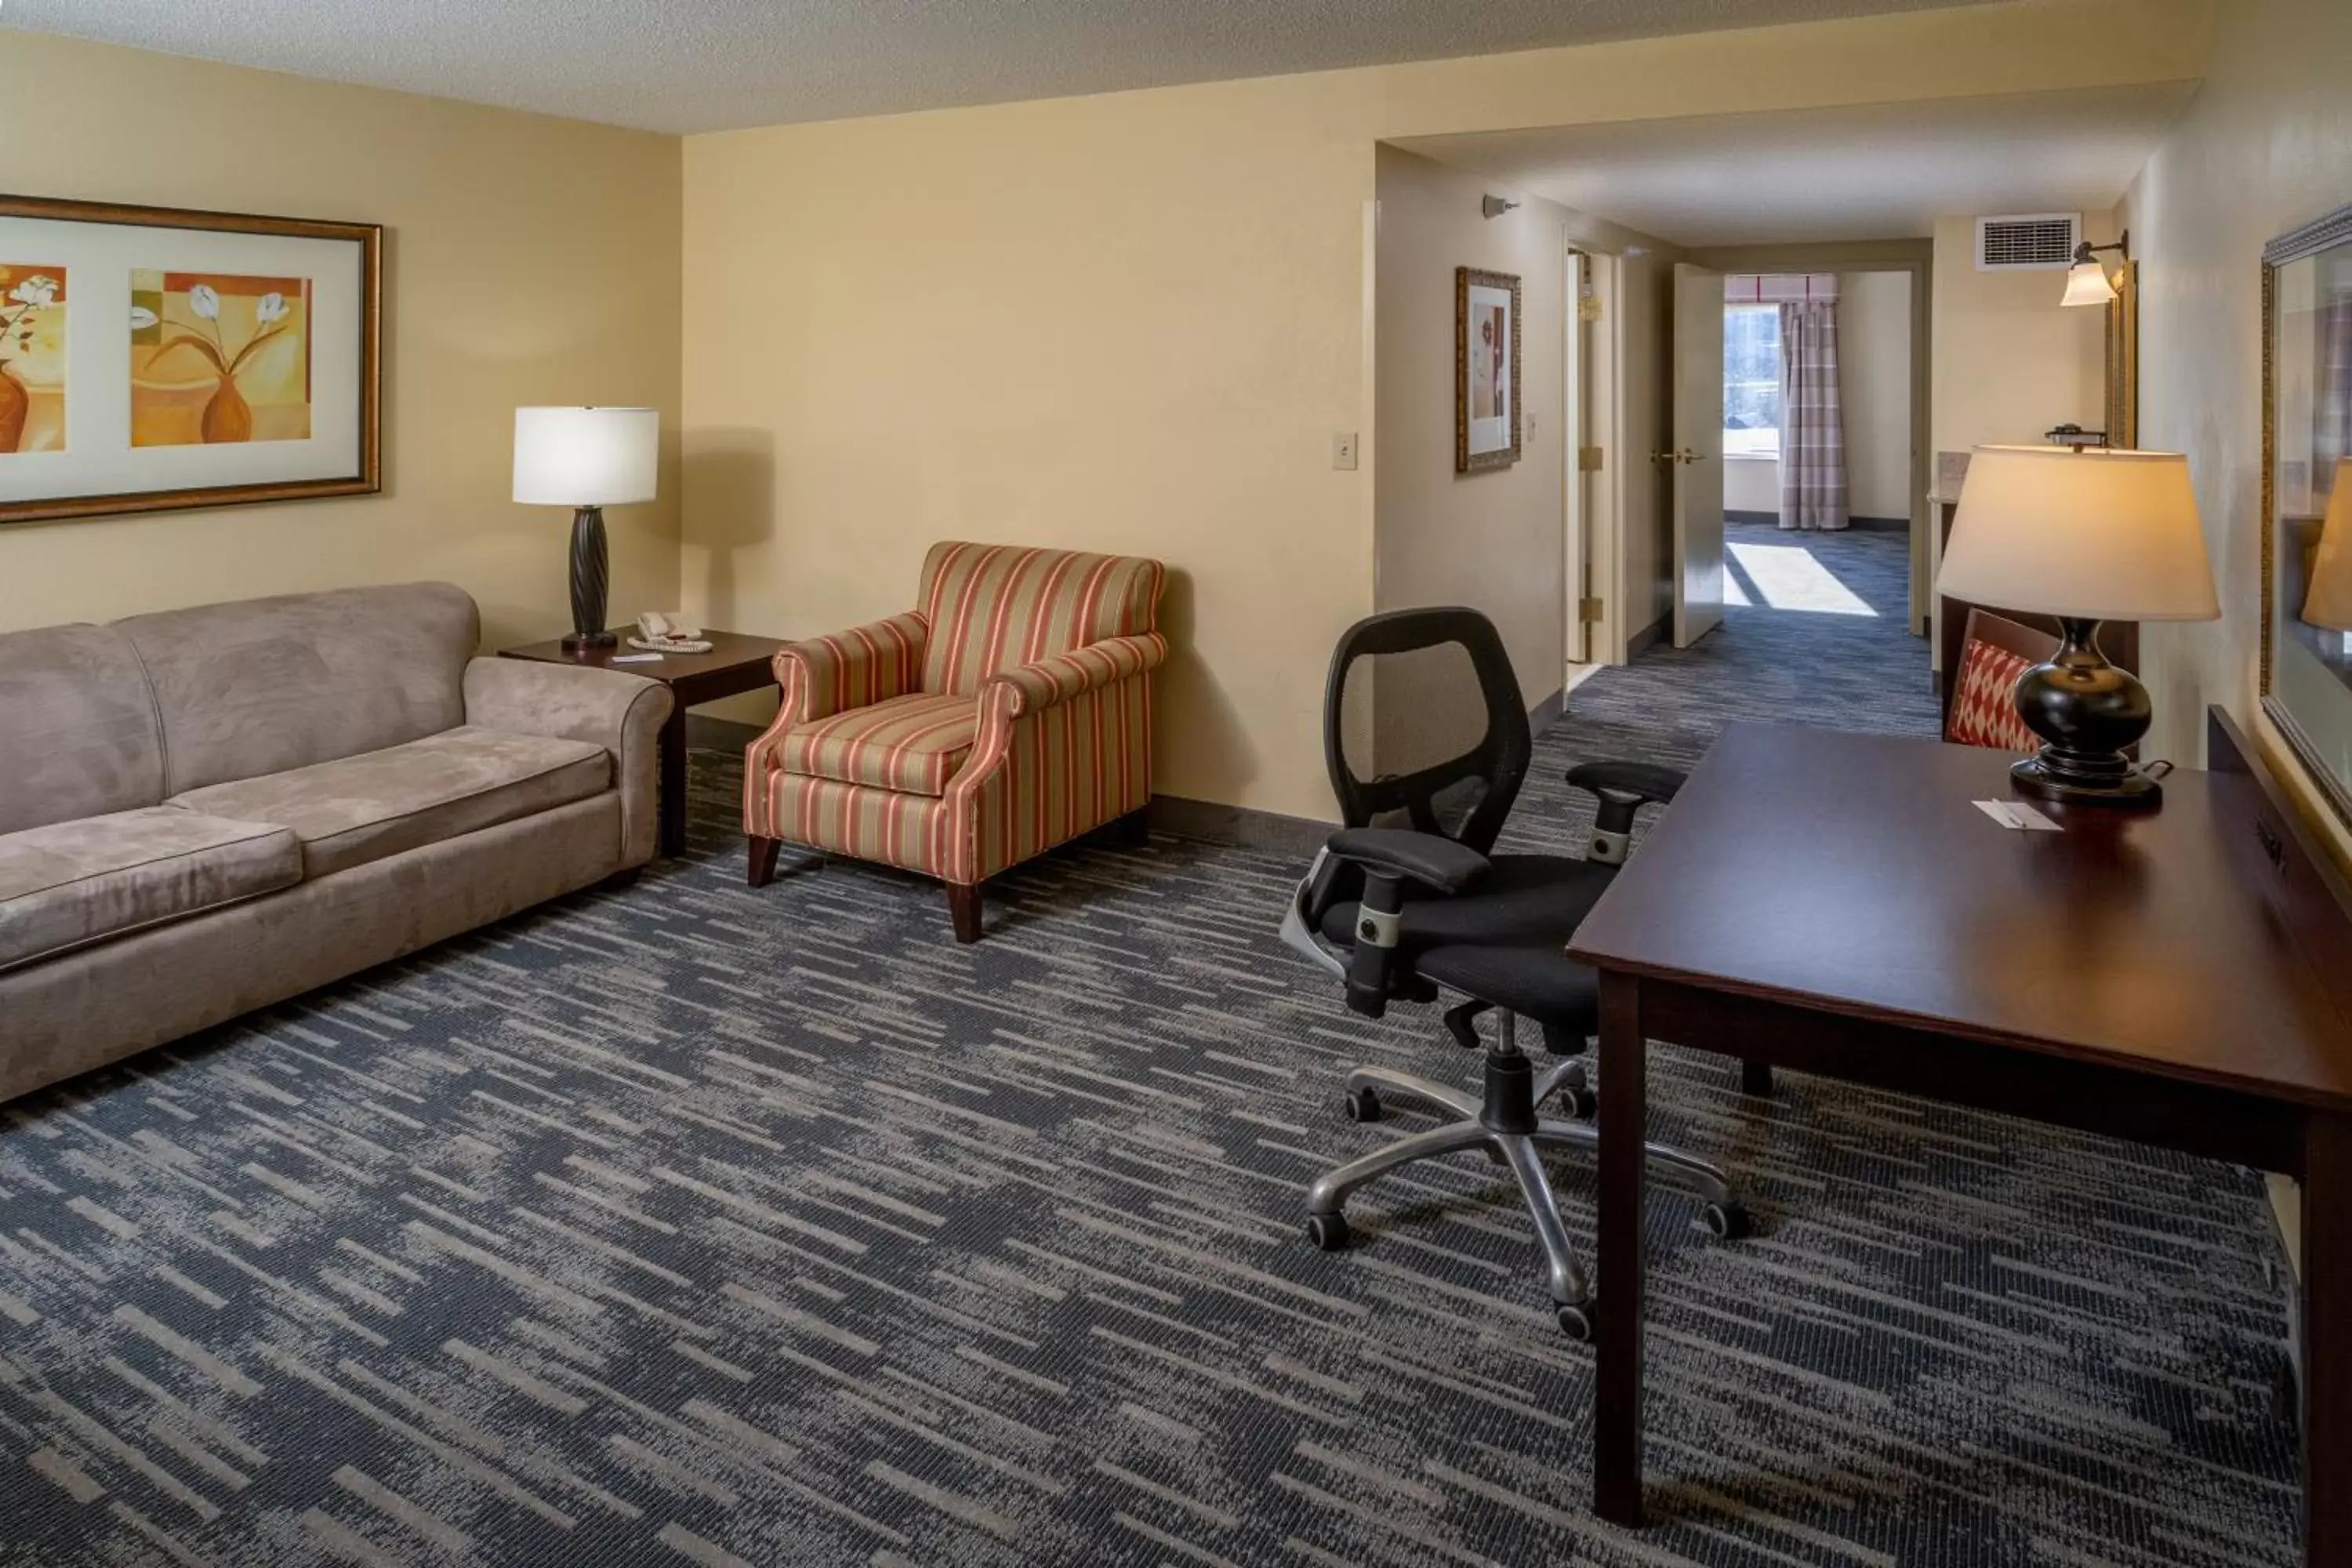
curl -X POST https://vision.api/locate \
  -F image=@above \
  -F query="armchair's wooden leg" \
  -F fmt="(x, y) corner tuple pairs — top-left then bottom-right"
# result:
(748, 836), (782, 888)
(947, 882), (983, 944)
(1741, 1059), (1774, 1097)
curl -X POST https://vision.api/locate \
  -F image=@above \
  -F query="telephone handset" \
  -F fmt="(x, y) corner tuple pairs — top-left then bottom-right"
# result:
(630, 613), (713, 654)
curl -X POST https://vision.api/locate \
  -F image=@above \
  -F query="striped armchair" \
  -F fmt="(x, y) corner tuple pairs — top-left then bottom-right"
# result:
(743, 541), (1168, 941)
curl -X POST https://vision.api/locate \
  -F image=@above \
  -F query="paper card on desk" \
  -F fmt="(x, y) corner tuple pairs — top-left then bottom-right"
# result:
(610, 653), (663, 664)
(1973, 798), (2062, 832)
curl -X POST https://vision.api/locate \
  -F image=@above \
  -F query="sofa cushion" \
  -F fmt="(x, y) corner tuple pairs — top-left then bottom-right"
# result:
(0, 624), (166, 837)
(778, 692), (978, 796)
(0, 808), (299, 972)
(116, 583), (480, 796)
(169, 726), (611, 879)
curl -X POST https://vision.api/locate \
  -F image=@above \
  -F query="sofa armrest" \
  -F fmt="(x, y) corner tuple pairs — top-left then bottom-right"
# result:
(983, 632), (1167, 717)
(464, 657), (673, 867)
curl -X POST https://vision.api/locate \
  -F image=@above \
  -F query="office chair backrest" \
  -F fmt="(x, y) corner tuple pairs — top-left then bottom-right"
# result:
(1323, 607), (1530, 854)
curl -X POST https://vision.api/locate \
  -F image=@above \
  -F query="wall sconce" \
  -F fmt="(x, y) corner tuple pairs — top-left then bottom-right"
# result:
(1481, 194), (1519, 220)
(2062, 229), (2130, 307)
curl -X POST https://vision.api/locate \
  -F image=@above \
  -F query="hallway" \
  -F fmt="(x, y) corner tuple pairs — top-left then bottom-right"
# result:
(1506, 520), (1935, 851)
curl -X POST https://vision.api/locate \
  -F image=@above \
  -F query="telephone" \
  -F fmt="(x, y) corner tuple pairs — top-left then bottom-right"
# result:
(630, 613), (713, 654)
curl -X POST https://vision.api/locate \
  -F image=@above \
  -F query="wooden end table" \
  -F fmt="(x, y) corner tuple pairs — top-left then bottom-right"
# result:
(499, 628), (786, 858)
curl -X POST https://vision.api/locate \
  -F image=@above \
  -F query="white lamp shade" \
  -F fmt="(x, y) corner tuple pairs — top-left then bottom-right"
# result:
(2302, 459), (2352, 630)
(513, 406), (659, 506)
(1937, 445), (2219, 622)
(2060, 260), (2118, 307)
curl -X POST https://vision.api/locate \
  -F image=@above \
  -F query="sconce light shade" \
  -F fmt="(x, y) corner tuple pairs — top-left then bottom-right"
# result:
(2302, 459), (2352, 630)
(2060, 259), (2118, 307)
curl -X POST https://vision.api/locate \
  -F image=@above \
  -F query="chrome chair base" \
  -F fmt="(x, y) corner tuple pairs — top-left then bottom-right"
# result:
(1304, 1014), (1744, 1340)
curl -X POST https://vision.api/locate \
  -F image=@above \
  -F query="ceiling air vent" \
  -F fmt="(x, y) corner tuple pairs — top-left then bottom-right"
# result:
(1976, 213), (2082, 271)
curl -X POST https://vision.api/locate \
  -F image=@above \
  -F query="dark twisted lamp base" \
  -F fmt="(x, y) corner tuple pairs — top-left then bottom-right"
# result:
(563, 505), (618, 652)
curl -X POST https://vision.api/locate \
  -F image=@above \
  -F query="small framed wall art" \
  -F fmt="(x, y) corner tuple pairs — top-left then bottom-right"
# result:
(0, 194), (381, 525)
(1456, 266), (1521, 474)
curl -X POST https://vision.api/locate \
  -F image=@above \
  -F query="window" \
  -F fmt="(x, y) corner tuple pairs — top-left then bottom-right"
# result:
(1724, 304), (1781, 459)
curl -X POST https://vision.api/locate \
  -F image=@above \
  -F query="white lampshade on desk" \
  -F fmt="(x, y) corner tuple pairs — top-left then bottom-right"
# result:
(1936, 445), (2217, 809)
(1937, 445), (2218, 622)
(2300, 459), (2352, 631)
(513, 406), (658, 506)
(513, 406), (659, 652)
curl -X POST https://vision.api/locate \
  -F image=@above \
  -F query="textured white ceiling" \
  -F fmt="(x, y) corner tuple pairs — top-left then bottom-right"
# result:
(3, 0), (1984, 136)
(1394, 83), (2200, 247)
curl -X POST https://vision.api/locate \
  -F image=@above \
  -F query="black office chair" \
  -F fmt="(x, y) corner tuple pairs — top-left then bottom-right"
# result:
(1278, 607), (1745, 1339)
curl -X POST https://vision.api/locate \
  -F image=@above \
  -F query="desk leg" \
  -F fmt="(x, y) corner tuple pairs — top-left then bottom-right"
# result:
(2309, 1112), (2350, 1568)
(657, 705), (688, 859)
(1596, 968), (1647, 1527)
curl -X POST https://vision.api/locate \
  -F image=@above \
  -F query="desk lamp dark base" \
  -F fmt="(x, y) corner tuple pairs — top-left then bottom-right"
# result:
(2008, 615), (2161, 811)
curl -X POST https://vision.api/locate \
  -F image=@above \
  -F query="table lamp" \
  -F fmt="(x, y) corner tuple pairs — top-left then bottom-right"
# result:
(513, 406), (659, 652)
(1936, 445), (2218, 808)
(2299, 458), (2352, 630)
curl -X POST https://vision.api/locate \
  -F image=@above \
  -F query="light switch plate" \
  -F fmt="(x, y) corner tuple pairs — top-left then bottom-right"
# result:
(1332, 431), (1359, 470)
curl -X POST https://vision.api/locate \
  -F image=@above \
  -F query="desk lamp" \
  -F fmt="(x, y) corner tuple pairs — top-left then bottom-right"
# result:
(1936, 445), (2217, 808)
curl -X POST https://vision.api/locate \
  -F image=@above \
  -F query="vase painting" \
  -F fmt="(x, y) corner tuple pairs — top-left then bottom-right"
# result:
(129, 270), (311, 447)
(0, 264), (67, 456)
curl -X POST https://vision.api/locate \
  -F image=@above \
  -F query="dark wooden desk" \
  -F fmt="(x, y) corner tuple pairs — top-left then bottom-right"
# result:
(1568, 716), (2352, 1566)
(500, 630), (786, 858)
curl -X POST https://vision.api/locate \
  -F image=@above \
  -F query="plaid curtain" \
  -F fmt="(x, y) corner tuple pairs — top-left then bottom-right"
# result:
(1777, 299), (1849, 532)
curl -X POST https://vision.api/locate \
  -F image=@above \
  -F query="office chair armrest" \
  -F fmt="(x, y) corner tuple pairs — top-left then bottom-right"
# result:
(1566, 760), (1687, 865)
(1326, 828), (1490, 895)
(1565, 760), (1687, 807)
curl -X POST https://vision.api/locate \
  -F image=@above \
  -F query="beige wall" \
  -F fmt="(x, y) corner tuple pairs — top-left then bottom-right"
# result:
(1722, 270), (1913, 524)
(0, 32), (683, 651)
(2122, 0), (2352, 868)
(1371, 145), (1679, 718)
(681, 0), (2215, 819)
(1930, 210), (2114, 457)
(1842, 270), (1915, 521)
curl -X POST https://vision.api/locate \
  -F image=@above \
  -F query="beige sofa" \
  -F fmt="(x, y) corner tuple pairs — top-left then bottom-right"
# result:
(0, 583), (670, 1104)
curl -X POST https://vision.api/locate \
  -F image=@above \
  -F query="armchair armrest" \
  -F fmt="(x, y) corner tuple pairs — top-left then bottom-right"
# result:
(982, 632), (1167, 717)
(465, 657), (673, 866)
(1566, 758), (1688, 865)
(771, 611), (930, 725)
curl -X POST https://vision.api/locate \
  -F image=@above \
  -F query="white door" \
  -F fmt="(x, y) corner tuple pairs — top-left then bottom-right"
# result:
(1671, 263), (1726, 648)
(1563, 246), (1588, 673)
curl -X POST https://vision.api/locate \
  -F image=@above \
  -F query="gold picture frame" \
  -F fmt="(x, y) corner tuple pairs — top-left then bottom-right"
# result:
(0, 193), (381, 526)
(1456, 266), (1522, 474)
(2259, 198), (2352, 832)
(2105, 258), (2138, 448)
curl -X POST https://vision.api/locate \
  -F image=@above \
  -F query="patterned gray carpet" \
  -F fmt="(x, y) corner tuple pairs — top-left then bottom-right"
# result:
(0, 525), (2301, 1567)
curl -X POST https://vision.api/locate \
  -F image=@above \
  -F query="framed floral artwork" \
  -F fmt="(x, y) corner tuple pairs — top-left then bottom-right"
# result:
(1456, 267), (1521, 474)
(0, 194), (379, 526)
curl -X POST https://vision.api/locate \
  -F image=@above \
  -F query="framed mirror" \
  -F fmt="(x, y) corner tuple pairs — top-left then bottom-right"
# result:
(2263, 200), (2352, 828)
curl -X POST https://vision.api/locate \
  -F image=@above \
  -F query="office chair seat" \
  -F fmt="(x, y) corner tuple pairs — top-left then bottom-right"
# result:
(1414, 938), (1600, 1034)
(1315, 853), (1616, 953)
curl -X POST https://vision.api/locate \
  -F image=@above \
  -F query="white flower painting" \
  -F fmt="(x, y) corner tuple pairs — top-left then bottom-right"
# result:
(129, 271), (313, 446)
(0, 263), (67, 456)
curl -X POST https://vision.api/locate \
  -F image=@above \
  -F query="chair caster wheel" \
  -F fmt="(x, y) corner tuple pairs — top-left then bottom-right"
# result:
(1343, 1087), (1382, 1123)
(1562, 1085), (1598, 1120)
(1305, 1212), (1350, 1251)
(1555, 1303), (1595, 1342)
(1701, 1200), (1751, 1240)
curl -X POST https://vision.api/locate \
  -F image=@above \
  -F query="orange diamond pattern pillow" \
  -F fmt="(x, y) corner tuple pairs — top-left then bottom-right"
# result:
(1947, 638), (2042, 753)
